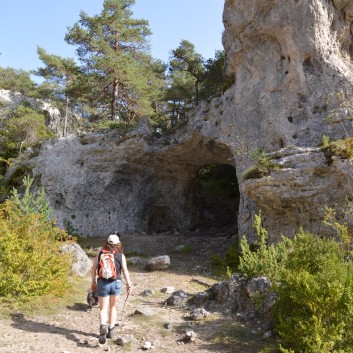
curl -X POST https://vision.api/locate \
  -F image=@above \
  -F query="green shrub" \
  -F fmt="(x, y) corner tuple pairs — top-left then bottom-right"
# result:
(0, 201), (72, 298)
(323, 206), (353, 257)
(79, 137), (90, 145)
(0, 106), (54, 160)
(235, 211), (353, 352)
(211, 243), (241, 278)
(7, 164), (34, 189)
(273, 230), (353, 353)
(320, 135), (331, 149)
(9, 176), (53, 222)
(91, 119), (136, 132)
(243, 149), (281, 180)
(320, 136), (353, 160)
(238, 213), (288, 281)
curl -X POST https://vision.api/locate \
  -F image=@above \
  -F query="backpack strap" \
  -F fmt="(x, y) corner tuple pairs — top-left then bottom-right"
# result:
(115, 252), (123, 280)
(97, 250), (103, 275)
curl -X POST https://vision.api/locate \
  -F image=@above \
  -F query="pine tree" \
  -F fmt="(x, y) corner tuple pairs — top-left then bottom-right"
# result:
(169, 40), (205, 106)
(35, 47), (81, 136)
(9, 176), (53, 221)
(0, 67), (37, 97)
(200, 50), (233, 100)
(65, 0), (158, 122)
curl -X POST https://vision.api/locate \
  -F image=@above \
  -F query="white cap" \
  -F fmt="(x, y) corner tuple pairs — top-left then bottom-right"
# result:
(107, 234), (120, 244)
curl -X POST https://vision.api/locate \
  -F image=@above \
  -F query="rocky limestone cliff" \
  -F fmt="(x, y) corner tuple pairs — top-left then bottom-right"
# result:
(32, 0), (353, 240)
(33, 119), (236, 236)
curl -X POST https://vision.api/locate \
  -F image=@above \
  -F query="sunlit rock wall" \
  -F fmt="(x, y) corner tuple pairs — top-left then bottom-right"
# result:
(33, 0), (353, 240)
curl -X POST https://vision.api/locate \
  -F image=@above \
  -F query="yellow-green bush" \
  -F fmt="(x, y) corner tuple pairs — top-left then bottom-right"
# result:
(273, 230), (353, 353)
(320, 135), (353, 160)
(238, 213), (288, 281)
(0, 201), (72, 298)
(236, 213), (353, 352)
(242, 149), (281, 180)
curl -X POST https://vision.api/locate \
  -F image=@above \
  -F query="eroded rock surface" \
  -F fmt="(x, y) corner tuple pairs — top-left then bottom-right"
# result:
(33, 0), (353, 239)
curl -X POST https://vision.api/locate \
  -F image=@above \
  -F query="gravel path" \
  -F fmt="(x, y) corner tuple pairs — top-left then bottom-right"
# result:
(0, 232), (266, 353)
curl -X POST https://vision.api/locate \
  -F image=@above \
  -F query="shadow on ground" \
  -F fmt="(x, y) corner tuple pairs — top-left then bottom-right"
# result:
(10, 313), (94, 346)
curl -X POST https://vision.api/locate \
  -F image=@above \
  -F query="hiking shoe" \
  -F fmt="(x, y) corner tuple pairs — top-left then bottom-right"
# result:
(98, 324), (108, 344)
(106, 326), (115, 339)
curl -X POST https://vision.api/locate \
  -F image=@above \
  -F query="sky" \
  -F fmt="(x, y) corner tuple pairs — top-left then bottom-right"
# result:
(0, 1), (224, 73)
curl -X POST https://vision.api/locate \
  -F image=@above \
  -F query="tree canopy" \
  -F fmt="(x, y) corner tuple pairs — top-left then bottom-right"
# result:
(64, 0), (162, 122)
(169, 39), (205, 106)
(0, 67), (37, 97)
(0, 0), (229, 133)
(35, 47), (83, 135)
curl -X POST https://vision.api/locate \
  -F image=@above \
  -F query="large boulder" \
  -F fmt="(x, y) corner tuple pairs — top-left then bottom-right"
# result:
(60, 242), (92, 276)
(145, 255), (171, 271)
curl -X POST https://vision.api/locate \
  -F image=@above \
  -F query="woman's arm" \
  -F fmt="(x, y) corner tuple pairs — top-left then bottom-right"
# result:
(121, 253), (132, 293)
(91, 256), (98, 291)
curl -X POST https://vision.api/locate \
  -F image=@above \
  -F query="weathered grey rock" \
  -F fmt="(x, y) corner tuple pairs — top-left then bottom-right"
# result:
(164, 322), (173, 331)
(33, 129), (225, 236)
(115, 336), (131, 346)
(243, 148), (353, 241)
(30, 0), (353, 240)
(188, 291), (209, 308)
(144, 255), (170, 271)
(190, 308), (209, 321)
(183, 330), (197, 343)
(220, 0), (353, 238)
(194, 273), (275, 326)
(165, 290), (189, 306)
(263, 331), (273, 339)
(206, 282), (230, 304)
(246, 277), (271, 296)
(140, 289), (155, 297)
(60, 242), (92, 276)
(127, 257), (146, 266)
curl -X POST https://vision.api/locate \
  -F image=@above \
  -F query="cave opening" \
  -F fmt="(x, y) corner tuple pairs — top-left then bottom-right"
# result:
(145, 163), (240, 236)
(193, 163), (240, 233)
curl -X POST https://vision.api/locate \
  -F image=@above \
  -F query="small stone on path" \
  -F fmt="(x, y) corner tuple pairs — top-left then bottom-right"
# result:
(161, 286), (174, 294)
(142, 341), (152, 350)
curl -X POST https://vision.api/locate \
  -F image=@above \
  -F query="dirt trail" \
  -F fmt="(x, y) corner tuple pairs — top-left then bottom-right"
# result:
(0, 232), (267, 353)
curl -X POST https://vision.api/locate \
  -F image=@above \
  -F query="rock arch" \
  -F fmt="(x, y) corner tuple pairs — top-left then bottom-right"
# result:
(33, 130), (240, 237)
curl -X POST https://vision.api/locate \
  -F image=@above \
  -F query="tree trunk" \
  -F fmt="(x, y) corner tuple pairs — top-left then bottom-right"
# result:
(63, 94), (69, 137)
(195, 79), (199, 106)
(111, 79), (119, 120)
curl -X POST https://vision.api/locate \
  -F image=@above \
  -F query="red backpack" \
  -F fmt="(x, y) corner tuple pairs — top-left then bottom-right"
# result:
(98, 250), (122, 279)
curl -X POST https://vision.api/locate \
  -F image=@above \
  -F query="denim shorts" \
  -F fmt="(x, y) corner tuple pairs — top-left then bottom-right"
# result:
(97, 279), (122, 297)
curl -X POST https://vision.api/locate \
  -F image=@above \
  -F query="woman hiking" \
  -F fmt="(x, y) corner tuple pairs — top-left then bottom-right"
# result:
(91, 234), (132, 344)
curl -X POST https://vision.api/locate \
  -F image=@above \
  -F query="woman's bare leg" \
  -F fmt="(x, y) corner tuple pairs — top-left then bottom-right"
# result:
(108, 295), (118, 328)
(98, 296), (110, 325)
